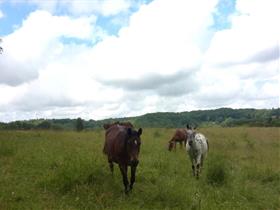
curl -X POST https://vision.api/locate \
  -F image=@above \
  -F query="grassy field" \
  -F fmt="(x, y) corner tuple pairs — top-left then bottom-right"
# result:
(0, 127), (279, 210)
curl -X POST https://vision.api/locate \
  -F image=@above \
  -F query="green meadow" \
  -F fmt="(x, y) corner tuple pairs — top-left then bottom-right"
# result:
(0, 127), (279, 210)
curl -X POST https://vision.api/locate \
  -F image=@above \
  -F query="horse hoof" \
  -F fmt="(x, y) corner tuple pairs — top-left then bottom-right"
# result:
(125, 191), (130, 195)
(124, 188), (130, 195)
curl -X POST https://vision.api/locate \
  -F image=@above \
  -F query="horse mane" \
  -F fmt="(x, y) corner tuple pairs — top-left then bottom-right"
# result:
(103, 121), (134, 130)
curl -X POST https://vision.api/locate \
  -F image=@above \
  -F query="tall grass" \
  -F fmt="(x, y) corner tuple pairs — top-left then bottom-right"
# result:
(0, 128), (279, 209)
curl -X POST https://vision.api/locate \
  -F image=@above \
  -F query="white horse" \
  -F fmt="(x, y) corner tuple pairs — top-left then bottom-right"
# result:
(186, 130), (209, 179)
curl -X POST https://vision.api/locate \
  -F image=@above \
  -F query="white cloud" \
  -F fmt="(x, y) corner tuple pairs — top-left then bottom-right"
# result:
(0, 0), (279, 122)
(195, 0), (279, 110)
(66, 0), (131, 16)
(100, 0), (131, 16)
(204, 0), (279, 66)
(192, 58), (279, 110)
(20, 0), (133, 16)
(0, 10), (101, 85)
(88, 0), (218, 81)
(0, 10), (4, 19)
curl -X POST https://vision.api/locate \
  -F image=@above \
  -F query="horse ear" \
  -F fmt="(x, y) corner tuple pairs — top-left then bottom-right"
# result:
(186, 124), (190, 129)
(103, 124), (109, 130)
(138, 128), (142, 136)
(127, 127), (132, 136)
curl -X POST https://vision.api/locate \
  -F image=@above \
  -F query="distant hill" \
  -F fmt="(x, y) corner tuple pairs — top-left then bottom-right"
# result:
(0, 108), (279, 130)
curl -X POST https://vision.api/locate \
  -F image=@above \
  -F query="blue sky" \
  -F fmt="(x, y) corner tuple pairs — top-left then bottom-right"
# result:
(0, 0), (153, 36)
(0, 0), (278, 122)
(212, 0), (236, 30)
(0, 0), (236, 38)
(0, 2), (34, 35)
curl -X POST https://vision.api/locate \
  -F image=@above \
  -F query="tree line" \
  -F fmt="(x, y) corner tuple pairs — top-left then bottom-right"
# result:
(0, 108), (279, 131)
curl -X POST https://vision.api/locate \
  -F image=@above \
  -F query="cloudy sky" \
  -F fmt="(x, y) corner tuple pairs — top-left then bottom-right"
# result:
(0, 0), (279, 122)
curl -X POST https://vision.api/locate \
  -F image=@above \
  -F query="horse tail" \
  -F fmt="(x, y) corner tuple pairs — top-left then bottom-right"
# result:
(206, 138), (209, 151)
(103, 142), (108, 155)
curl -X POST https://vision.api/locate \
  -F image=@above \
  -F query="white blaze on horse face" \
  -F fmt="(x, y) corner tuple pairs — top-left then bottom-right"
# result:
(134, 140), (137, 145)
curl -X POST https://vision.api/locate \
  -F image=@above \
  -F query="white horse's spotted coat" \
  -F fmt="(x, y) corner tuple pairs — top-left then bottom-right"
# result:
(186, 131), (209, 178)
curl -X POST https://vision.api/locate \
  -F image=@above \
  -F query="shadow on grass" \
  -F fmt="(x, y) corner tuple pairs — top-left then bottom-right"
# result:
(206, 154), (231, 187)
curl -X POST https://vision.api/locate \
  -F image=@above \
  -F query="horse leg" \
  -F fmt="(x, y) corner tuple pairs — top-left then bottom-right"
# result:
(196, 164), (200, 179)
(109, 161), (114, 174)
(130, 164), (138, 191)
(191, 158), (195, 177)
(192, 164), (195, 176)
(196, 155), (202, 179)
(119, 164), (129, 194)
(200, 155), (204, 173)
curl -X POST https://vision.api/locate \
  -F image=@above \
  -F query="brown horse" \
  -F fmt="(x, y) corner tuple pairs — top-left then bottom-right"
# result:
(168, 128), (188, 151)
(103, 123), (142, 194)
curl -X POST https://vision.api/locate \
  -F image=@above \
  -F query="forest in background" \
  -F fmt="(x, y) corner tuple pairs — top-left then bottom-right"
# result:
(0, 108), (279, 130)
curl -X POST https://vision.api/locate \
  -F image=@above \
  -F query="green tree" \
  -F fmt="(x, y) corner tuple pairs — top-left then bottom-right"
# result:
(221, 117), (234, 127)
(36, 120), (51, 129)
(76, 117), (84, 131)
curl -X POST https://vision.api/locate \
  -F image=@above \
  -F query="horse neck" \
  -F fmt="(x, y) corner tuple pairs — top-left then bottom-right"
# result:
(123, 136), (132, 157)
(186, 128), (193, 134)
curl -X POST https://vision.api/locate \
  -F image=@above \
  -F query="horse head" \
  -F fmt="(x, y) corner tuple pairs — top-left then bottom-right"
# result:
(126, 127), (142, 166)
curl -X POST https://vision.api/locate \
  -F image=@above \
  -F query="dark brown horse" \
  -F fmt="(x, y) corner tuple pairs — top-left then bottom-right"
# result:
(168, 128), (188, 151)
(103, 123), (142, 193)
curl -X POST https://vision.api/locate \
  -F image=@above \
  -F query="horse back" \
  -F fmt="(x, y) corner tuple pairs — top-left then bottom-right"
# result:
(173, 128), (187, 141)
(195, 133), (209, 152)
(103, 125), (127, 161)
